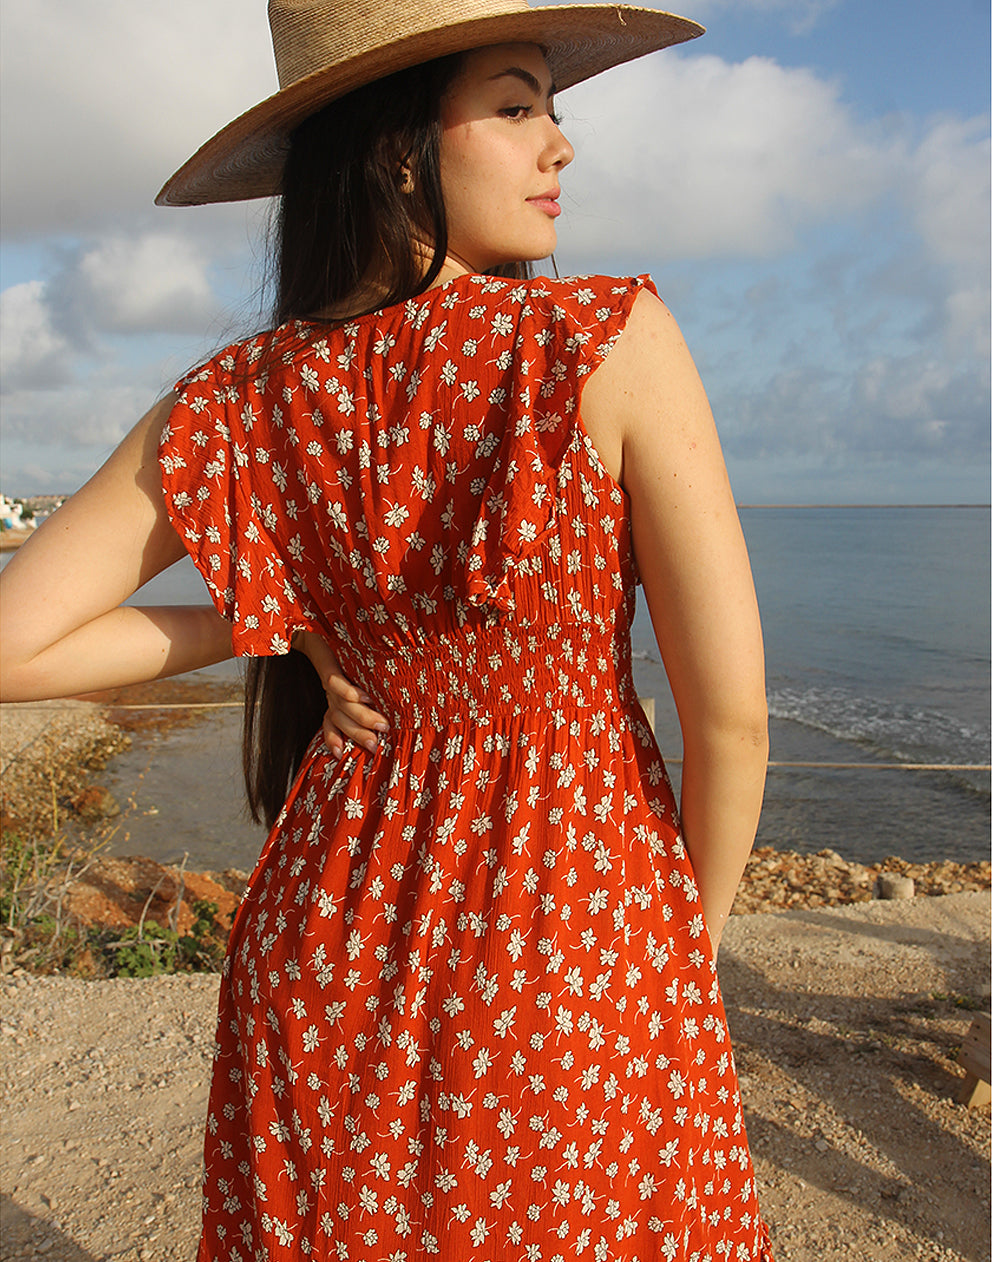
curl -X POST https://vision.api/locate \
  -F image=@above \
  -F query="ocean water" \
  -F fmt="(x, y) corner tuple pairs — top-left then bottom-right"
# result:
(7, 507), (989, 868)
(631, 507), (990, 864)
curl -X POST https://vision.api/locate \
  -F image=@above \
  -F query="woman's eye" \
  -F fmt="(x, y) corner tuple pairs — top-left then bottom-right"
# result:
(499, 102), (561, 124)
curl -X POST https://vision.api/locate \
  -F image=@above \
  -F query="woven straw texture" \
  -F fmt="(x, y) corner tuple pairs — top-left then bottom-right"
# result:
(157, 0), (702, 206)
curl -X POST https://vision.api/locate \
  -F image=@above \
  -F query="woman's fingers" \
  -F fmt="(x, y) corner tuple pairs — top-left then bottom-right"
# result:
(322, 674), (388, 757)
(325, 678), (389, 734)
(324, 672), (373, 705)
(292, 637), (389, 758)
(321, 711), (346, 759)
(326, 704), (388, 748)
(322, 716), (385, 756)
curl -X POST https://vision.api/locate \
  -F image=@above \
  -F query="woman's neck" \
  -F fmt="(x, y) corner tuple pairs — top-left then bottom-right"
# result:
(307, 250), (477, 322)
(427, 252), (476, 288)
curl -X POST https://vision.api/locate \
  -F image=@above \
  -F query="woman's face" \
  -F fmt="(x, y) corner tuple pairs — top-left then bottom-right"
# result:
(438, 43), (574, 274)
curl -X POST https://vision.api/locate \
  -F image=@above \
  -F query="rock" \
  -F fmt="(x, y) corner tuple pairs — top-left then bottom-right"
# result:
(71, 785), (121, 821)
(874, 873), (915, 900)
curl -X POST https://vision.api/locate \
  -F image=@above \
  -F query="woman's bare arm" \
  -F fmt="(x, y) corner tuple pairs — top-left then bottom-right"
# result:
(0, 396), (236, 700)
(293, 631), (391, 758)
(0, 396), (390, 754)
(583, 291), (768, 957)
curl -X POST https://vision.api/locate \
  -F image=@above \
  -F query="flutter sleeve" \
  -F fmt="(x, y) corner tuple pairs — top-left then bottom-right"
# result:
(461, 274), (657, 613)
(158, 346), (318, 656)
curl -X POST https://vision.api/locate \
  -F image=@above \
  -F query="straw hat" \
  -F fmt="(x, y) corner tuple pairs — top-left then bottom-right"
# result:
(156, 0), (703, 207)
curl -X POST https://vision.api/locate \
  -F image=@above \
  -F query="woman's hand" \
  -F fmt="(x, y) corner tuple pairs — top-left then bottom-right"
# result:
(292, 631), (389, 759)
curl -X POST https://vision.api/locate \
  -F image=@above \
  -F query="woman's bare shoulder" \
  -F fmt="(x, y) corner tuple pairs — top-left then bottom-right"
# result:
(609, 288), (696, 377)
(581, 288), (710, 483)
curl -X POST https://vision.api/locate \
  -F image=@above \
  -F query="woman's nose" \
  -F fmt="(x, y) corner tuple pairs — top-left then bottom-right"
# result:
(543, 119), (574, 171)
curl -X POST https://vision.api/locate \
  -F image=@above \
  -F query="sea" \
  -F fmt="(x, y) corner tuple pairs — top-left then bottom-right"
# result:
(11, 506), (989, 871)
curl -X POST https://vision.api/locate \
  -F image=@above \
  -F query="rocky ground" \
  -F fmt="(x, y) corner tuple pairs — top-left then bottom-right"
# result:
(1, 895), (988, 1262)
(1, 695), (989, 1261)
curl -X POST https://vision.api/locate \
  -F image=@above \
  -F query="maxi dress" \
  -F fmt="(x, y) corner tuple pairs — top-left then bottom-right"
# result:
(160, 273), (774, 1262)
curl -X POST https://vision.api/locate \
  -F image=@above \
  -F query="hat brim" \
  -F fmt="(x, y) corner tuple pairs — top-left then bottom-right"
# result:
(156, 5), (703, 207)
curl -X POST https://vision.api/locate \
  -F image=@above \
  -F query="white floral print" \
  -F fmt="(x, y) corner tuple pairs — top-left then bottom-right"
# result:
(161, 274), (773, 1262)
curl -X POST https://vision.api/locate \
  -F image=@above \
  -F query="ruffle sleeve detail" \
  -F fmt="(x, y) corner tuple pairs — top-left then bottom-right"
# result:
(159, 345), (318, 656)
(461, 274), (656, 614)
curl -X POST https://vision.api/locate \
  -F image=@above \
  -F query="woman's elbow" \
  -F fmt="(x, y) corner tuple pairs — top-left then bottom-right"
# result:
(0, 631), (33, 702)
(723, 705), (769, 756)
(683, 692), (769, 759)
(0, 654), (48, 704)
(740, 689), (769, 740)
(743, 708), (770, 758)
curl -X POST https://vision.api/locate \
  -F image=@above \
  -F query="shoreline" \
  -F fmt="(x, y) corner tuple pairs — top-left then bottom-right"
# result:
(1, 695), (989, 1258)
(1, 688), (989, 979)
(3, 839), (990, 979)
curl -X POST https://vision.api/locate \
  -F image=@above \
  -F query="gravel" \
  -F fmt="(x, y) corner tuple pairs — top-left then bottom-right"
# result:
(1, 892), (989, 1262)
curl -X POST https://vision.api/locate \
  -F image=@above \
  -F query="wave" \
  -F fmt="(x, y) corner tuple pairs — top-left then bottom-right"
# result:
(767, 685), (990, 771)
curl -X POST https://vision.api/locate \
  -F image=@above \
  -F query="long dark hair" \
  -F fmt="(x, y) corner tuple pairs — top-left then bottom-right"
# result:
(244, 55), (532, 827)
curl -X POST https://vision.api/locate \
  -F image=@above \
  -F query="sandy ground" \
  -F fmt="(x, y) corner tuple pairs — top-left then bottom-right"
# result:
(1, 697), (990, 1259)
(1, 892), (989, 1262)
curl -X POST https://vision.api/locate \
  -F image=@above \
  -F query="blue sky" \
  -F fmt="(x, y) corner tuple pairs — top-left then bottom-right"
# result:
(699, 0), (989, 116)
(1, 0), (989, 502)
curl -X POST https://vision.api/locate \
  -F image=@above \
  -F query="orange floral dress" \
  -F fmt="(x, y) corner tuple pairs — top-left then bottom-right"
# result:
(160, 273), (773, 1262)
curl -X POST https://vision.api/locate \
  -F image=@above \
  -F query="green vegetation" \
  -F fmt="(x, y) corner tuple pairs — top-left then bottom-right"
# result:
(930, 991), (986, 1012)
(97, 901), (228, 978)
(1, 730), (231, 978)
(2, 837), (232, 978)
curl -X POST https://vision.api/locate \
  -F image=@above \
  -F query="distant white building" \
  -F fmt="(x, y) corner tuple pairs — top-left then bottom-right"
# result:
(0, 493), (36, 531)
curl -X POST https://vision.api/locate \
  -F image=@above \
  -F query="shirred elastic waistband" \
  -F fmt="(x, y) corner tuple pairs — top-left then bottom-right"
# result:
(336, 620), (638, 727)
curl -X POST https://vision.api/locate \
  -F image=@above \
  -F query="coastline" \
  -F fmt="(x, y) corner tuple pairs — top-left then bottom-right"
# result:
(1, 685), (989, 977)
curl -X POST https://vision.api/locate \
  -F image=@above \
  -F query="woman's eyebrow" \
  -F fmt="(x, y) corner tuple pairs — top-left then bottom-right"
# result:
(487, 67), (557, 98)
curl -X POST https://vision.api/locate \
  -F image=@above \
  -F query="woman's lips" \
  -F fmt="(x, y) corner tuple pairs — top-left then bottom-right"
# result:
(527, 192), (561, 218)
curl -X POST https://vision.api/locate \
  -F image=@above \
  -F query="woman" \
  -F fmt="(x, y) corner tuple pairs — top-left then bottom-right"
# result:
(1, 2), (771, 1258)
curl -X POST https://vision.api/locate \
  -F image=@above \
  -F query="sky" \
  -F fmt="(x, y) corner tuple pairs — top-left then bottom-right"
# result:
(1, 0), (989, 503)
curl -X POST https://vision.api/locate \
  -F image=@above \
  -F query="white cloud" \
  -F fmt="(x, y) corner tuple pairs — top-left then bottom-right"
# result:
(2, 230), (226, 420)
(851, 354), (989, 451)
(0, 281), (73, 391)
(559, 53), (988, 323)
(687, 0), (841, 36)
(911, 118), (991, 267)
(556, 48), (990, 452)
(720, 353), (989, 461)
(76, 234), (218, 333)
(532, 0), (841, 35)
(0, 1), (986, 501)
(560, 54), (898, 261)
(0, 0), (272, 237)
(2, 378), (159, 451)
(904, 117), (991, 357)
